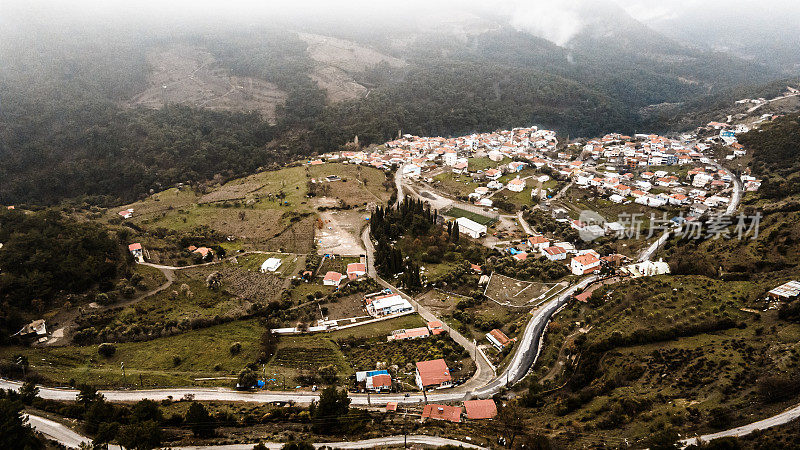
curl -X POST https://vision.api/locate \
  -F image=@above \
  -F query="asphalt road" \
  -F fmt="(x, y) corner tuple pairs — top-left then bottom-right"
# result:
(26, 412), (485, 450)
(473, 276), (597, 397)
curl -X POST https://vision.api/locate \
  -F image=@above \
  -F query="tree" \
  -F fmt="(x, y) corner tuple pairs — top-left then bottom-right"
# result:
(318, 364), (338, 384)
(116, 420), (162, 450)
(258, 330), (279, 363)
(84, 399), (116, 434)
(311, 386), (351, 434)
(281, 442), (314, 450)
(496, 403), (526, 448)
(0, 399), (43, 450)
(94, 422), (120, 449)
(238, 368), (258, 389)
(98, 343), (116, 358)
(18, 381), (39, 405)
(185, 402), (216, 438)
(647, 427), (680, 450)
(131, 399), (163, 424)
(76, 384), (102, 407)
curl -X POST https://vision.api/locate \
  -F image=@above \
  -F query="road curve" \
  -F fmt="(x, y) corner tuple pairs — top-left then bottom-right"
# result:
(473, 276), (597, 396)
(26, 412), (485, 450)
(681, 401), (800, 446)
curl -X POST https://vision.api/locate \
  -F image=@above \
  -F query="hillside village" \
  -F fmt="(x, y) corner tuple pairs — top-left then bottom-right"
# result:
(3, 84), (800, 448)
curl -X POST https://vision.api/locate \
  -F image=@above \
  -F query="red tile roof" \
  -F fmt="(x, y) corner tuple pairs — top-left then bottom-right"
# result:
(422, 404), (462, 423)
(416, 359), (451, 387)
(463, 399), (498, 420)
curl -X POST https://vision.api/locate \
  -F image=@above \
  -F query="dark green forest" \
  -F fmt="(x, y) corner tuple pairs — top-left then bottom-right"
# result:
(0, 23), (790, 206)
(0, 209), (125, 336)
(740, 112), (800, 199)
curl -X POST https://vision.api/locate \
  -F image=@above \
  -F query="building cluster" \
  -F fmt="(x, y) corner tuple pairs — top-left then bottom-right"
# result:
(568, 133), (748, 220)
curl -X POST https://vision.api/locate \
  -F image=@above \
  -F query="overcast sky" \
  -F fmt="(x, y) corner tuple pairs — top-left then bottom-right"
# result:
(2, 0), (799, 47)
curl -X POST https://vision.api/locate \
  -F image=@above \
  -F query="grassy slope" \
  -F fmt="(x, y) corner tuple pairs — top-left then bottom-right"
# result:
(527, 275), (800, 445)
(0, 319), (265, 387)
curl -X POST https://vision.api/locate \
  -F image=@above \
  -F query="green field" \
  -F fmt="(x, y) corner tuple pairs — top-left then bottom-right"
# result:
(442, 207), (497, 226)
(0, 319), (265, 387)
(525, 274), (800, 444)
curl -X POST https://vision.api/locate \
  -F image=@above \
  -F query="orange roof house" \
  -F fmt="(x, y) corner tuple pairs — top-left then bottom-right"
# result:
(415, 359), (452, 389)
(323, 271), (344, 286)
(422, 404), (462, 423)
(463, 399), (498, 420)
(486, 329), (513, 350)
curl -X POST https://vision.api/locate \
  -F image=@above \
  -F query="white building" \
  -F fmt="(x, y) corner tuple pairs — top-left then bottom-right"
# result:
(455, 217), (487, 239)
(367, 294), (414, 317)
(507, 177), (526, 192)
(542, 246), (567, 261)
(260, 257), (282, 273)
(571, 254), (601, 275)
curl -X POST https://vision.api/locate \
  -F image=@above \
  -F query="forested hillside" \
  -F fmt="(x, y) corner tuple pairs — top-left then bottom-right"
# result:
(740, 112), (800, 199)
(0, 19), (788, 206)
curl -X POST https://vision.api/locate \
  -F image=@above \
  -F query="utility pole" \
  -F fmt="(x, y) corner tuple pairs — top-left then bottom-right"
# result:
(422, 387), (428, 404)
(367, 390), (371, 406)
(403, 413), (408, 449)
(120, 362), (126, 385)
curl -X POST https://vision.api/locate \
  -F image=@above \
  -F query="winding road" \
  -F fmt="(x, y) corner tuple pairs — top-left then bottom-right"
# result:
(11, 153), (775, 449)
(25, 412), (485, 450)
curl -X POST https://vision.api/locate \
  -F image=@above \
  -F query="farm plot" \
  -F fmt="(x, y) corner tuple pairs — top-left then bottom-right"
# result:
(484, 273), (559, 306)
(442, 207), (497, 226)
(308, 163), (392, 206)
(318, 255), (361, 274)
(319, 292), (368, 321)
(265, 336), (351, 381)
(0, 319), (265, 388)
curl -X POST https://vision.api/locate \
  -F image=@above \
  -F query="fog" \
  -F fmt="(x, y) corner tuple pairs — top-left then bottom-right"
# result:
(2, 0), (800, 53)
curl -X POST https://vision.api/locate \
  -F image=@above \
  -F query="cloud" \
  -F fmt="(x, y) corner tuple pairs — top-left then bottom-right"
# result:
(506, 0), (587, 46)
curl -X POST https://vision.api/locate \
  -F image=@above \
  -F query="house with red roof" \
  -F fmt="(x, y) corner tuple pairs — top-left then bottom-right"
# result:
(323, 271), (344, 287)
(422, 404), (462, 423)
(486, 329), (514, 351)
(415, 359), (452, 390)
(346, 263), (367, 280)
(570, 254), (601, 275)
(541, 246), (567, 261)
(463, 399), (498, 420)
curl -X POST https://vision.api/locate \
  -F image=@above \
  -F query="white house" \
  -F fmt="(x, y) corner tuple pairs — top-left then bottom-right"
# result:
(485, 169), (502, 180)
(323, 271), (344, 286)
(487, 180), (503, 190)
(507, 177), (526, 192)
(403, 164), (422, 177)
(455, 217), (487, 239)
(367, 294), (414, 317)
(571, 254), (601, 275)
(443, 151), (458, 166)
(260, 257), (282, 273)
(541, 246), (567, 261)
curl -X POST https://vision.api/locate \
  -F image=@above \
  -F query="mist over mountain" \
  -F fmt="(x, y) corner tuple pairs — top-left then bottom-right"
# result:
(0, 0), (797, 205)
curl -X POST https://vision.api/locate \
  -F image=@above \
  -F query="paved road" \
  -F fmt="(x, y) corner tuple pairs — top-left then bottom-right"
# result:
(681, 401), (800, 446)
(638, 164), (742, 264)
(360, 225), (495, 393)
(394, 165), (405, 207)
(516, 211), (535, 235)
(26, 412), (484, 450)
(473, 276), (597, 396)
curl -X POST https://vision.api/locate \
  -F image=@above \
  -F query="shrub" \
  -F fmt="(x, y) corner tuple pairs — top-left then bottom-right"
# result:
(98, 343), (117, 357)
(230, 342), (242, 355)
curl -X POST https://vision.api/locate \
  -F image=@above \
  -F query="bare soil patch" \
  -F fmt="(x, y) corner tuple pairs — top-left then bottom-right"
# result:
(129, 44), (287, 122)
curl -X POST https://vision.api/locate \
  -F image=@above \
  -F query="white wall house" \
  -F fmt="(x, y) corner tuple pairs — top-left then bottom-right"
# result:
(455, 217), (487, 239)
